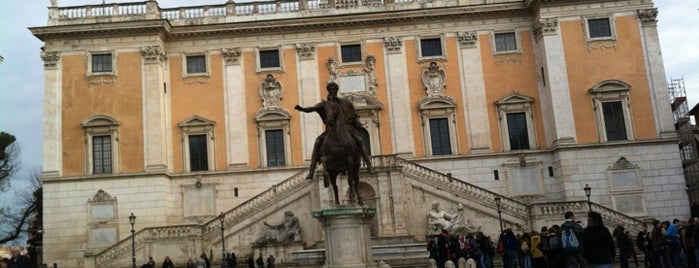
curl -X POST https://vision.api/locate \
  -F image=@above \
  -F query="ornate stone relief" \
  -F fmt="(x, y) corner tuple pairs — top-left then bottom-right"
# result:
(364, 54), (378, 92)
(89, 189), (116, 202)
(141, 45), (167, 63)
(637, 8), (658, 27)
(40, 51), (60, 69)
(586, 40), (616, 51)
(422, 62), (447, 98)
(609, 157), (639, 170)
(535, 17), (558, 38)
(327, 57), (339, 83)
(88, 76), (116, 85)
(493, 53), (522, 63)
(259, 74), (283, 110)
(221, 48), (242, 65)
(457, 31), (478, 48)
(383, 37), (403, 54)
(296, 43), (315, 60)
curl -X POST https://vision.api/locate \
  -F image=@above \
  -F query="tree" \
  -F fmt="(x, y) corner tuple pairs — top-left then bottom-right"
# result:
(0, 131), (40, 245)
(0, 131), (20, 190)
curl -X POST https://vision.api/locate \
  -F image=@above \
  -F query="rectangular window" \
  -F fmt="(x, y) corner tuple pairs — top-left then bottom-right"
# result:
(429, 118), (451, 155)
(186, 55), (206, 74)
(265, 129), (285, 167)
(420, 38), (443, 57)
(602, 101), (628, 141)
(259, 49), (280, 69)
(92, 53), (113, 73)
(506, 112), (530, 150)
(495, 33), (517, 52)
(341, 44), (362, 63)
(189, 134), (209, 172)
(93, 135), (112, 174)
(588, 18), (612, 38)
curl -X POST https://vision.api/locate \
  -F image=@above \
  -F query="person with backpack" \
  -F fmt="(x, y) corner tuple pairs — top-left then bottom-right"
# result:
(581, 211), (615, 268)
(520, 232), (533, 268)
(546, 225), (563, 268)
(560, 211), (585, 268)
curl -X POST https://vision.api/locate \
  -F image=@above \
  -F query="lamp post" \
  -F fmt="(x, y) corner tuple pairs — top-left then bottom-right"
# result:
(494, 197), (503, 233)
(129, 212), (136, 268)
(584, 184), (592, 212)
(219, 212), (226, 268)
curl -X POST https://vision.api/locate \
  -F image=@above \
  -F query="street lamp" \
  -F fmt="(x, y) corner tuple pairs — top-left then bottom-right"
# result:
(583, 184), (592, 212)
(219, 212), (226, 268)
(129, 212), (136, 268)
(494, 197), (503, 233)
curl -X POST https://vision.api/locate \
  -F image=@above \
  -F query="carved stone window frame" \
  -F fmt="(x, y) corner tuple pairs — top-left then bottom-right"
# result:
(181, 52), (210, 77)
(255, 109), (292, 168)
(490, 30), (523, 55)
(417, 34), (447, 62)
(418, 97), (459, 156)
(344, 95), (383, 155)
(338, 42), (364, 66)
(607, 157), (646, 216)
(256, 46), (284, 72)
(588, 80), (635, 142)
(583, 14), (617, 42)
(81, 115), (120, 175)
(178, 115), (216, 172)
(495, 93), (538, 151)
(87, 50), (117, 77)
(86, 190), (119, 248)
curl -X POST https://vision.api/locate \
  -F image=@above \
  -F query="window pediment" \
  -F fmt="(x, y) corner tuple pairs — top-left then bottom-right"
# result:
(255, 108), (290, 123)
(495, 92), (535, 114)
(81, 115), (119, 129)
(179, 115), (215, 132)
(419, 96), (456, 111)
(89, 189), (116, 202)
(589, 80), (630, 94)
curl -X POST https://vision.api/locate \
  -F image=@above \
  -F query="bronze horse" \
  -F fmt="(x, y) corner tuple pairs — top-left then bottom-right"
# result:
(319, 100), (363, 205)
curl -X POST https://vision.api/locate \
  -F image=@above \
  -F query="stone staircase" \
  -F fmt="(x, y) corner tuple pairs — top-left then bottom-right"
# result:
(94, 154), (649, 267)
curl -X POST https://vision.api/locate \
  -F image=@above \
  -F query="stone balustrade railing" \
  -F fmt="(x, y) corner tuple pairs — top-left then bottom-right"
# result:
(531, 201), (647, 234)
(201, 169), (312, 238)
(48, 0), (520, 26)
(95, 224), (200, 267)
(94, 169), (310, 266)
(395, 157), (530, 220)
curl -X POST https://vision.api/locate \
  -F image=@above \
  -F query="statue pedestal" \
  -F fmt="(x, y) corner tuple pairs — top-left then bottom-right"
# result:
(313, 205), (376, 268)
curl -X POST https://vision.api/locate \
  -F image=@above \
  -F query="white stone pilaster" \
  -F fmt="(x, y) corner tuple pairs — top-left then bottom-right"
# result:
(141, 46), (169, 172)
(377, 171), (394, 236)
(383, 37), (415, 156)
(222, 48), (249, 168)
(296, 43), (323, 161)
(638, 9), (676, 138)
(457, 32), (491, 153)
(41, 51), (62, 178)
(538, 18), (577, 145)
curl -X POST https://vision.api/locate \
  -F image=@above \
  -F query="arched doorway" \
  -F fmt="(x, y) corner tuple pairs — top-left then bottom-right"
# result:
(350, 182), (379, 237)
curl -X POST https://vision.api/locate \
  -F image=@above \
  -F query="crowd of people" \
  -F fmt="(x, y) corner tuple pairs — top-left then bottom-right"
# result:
(132, 251), (277, 268)
(427, 210), (699, 268)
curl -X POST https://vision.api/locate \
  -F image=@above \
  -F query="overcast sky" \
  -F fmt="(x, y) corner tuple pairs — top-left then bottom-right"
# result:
(0, 0), (697, 187)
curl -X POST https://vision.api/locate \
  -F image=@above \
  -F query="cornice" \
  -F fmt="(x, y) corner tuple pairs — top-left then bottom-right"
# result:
(30, 20), (172, 41)
(34, 3), (528, 42)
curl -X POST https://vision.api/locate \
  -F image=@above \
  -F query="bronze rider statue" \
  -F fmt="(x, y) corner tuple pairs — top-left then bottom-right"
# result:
(294, 82), (374, 181)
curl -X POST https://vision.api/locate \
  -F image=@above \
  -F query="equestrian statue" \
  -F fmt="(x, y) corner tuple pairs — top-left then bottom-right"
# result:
(294, 82), (373, 205)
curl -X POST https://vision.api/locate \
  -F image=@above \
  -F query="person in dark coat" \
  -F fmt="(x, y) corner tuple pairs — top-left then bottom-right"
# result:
(161, 256), (175, 268)
(246, 256), (254, 268)
(500, 228), (520, 268)
(227, 252), (237, 268)
(613, 222), (630, 268)
(255, 253), (264, 268)
(581, 211), (615, 268)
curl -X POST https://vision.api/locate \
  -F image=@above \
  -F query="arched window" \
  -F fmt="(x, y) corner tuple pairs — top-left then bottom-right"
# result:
(81, 115), (119, 174)
(588, 80), (635, 142)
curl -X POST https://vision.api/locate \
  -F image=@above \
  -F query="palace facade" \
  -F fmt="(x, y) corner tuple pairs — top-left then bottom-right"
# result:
(31, 0), (689, 266)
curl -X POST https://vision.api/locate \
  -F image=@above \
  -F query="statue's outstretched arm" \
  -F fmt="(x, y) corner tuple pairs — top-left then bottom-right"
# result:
(294, 102), (322, 113)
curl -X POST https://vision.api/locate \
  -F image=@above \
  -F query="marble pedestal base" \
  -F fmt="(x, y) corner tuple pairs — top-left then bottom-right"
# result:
(313, 205), (377, 268)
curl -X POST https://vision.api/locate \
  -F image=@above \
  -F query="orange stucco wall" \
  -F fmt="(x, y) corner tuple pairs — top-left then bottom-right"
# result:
(481, 31), (545, 152)
(169, 53), (226, 172)
(365, 42), (392, 156)
(242, 48), (301, 168)
(562, 15), (657, 143)
(61, 52), (145, 175)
